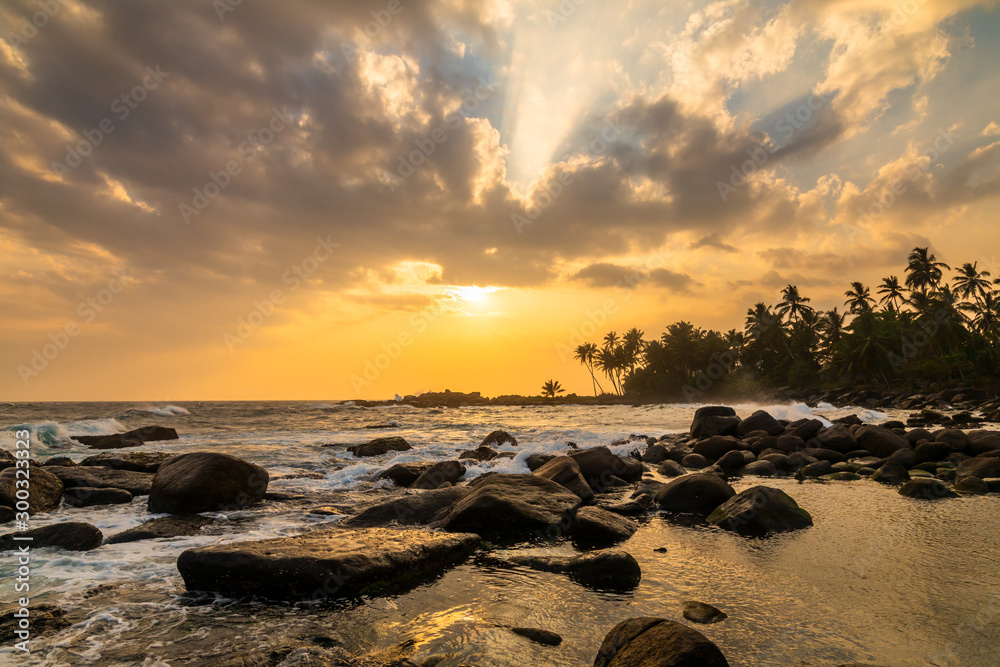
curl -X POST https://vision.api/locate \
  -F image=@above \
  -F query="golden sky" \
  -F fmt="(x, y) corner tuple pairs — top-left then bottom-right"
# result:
(2, 0), (1000, 400)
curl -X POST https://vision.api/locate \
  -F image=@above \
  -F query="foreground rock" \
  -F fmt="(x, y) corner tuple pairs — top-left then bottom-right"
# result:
(106, 515), (217, 544)
(707, 486), (813, 535)
(435, 473), (581, 539)
(0, 465), (63, 514)
(412, 461), (465, 489)
(63, 487), (133, 507)
(483, 550), (641, 591)
(348, 436), (412, 457)
(570, 506), (638, 546)
(655, 473), (736, 514)
(148, 452), (268, 514)
(345, 487), (469, 527)
(72, 426), (179, 449)
(690, 406), (739, 439)
(177, 526), (480, 600)
(533, 456), (594, 500)
(46, 466), (153, 496)
(898, 478), (958, 500)
(594, 617), (730, 667)
(0, 522), (102, 551)
(79, 452), (173, 473)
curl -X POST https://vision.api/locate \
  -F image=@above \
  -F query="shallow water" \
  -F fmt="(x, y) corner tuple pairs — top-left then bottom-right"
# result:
(1, 401), (998, 666)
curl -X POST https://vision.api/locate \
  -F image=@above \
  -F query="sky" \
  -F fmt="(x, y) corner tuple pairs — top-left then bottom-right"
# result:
(1, 0), (999, 401)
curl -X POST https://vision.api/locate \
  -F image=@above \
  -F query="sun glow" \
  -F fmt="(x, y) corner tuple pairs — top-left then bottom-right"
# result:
(449, 285), (501, 304)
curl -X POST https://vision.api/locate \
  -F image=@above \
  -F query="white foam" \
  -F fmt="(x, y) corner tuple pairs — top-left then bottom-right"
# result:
(142, 405), (190, 417)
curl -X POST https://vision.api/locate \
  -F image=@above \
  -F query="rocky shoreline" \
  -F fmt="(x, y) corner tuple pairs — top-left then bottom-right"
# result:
(3, 406), (1000, 665)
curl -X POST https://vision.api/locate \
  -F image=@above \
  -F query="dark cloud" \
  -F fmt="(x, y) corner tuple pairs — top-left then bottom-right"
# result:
(570, 262), (696, 292)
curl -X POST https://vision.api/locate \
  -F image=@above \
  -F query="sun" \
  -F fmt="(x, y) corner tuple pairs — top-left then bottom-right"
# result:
(449, 285), (500, 305)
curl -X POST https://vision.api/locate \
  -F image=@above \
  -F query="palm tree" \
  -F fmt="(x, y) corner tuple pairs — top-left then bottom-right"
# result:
(621, 328), (646, 378)
(960, 291), (1000, 341)
(594, 347), (623, 396)
(844, 282), (875, 315)
(953, 262), (992, 302)
(817, 308), (845, 360)
(603, 331), (620, 351)
(876, 276), (907, 312)
(905, 247), (950, 294)
(776, 284), (814, 322)
(540, 379), (565, 398)
(573, 342), (604, 396)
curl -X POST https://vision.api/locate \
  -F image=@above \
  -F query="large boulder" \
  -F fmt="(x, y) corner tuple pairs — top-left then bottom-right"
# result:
(913, 441), (951, 464)
(775, 435), (806, 454)
(593, 617), (730, 667)
(79, 452), (173, 473)
(569, 506), (637, 546)
(348, 436), (412, 457)
(481, 430), (518, 448)
(148, 452), (268, 514)
(855, 426), (910, 458)
(870, 462), (910, 485)
(707, 486), (812, 535)
(570, 447), (643, 488)
(814, 425), (858, 454)
(934, 429), (969, 451)
(345, 486), (470, 527)
(0, 522), (102, 552)
(435, 473), (581, 539)
(72, 426), (178, 449)
(737, 410), (784, 437)
(655, 473), (735, 514)
(692, 436), (745, 462)
(177, 526), (480, 601)
(957, 457), (1000, 480)
(533, 456), (594, 500)
(967, 432), (1000, 456)
(898, 478), (958, 500)
(412, 461), (465, 489)
(784, 419), (824, 440)
(46, 466), (153, 496)
(690, 406), (738, 439)
(0, 465), (63, 514)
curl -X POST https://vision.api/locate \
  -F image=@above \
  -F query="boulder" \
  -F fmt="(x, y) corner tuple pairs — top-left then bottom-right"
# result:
(79, 452), (173, 473)
(43, 456), (76, 467)
(376, 463), (430, 487)
(533, 456), (594, 500)
(886, 447), (916, 468)
(481, 430), (517, 448)
(690, 406), (738, 439)
(655, 473), (736, 514)
(800, 460), (832, 477)
(785, 419), (824, 440)
(0, 506), (13, 522)
(412, 461), (465, 489)
(739, 460), (776, 477)
(176, 526), (480, 601)
(148, 452), (268, 514)
(0, 465), (63, 514)
(738, 410), (784, 437)
(72, 426), (179, 449)
(855, 426), (910, 458)
(47, 466), (153, 496)
(715, 450), (748, 471)
(63, 487), (133, 507)
(870, 462), (910, 485)
(570, 506), (637, 546)
(898, 478), (958, 500)
(511, 627), (562, 646)
(821, 472), (862, 481)
(436, 474), (581, 539)
(814, 425), (857, 453)
(657, 460), (686, 477)
(683, 601), (728, 624)
(0, 522), (102, 551)
(935, 428), (969, 451)
(954, 476), (989, 495)
(914, 441), (951, 464)
(641, 444), (670, 464)
(707, 486), (813, 535)
(345, 487), (469, 527)
(905, 428), (935, 445)
(801, 448), (846, 463)
(956, 457), (1000, 480)
(571, 447), (643, 488)
(967, 432), (1000, 456)
(106, 515), (217, 544)
(775, 435), (806, 454)
(692, 436), (745, 462)
(348, 436), (412, 457)
(760, 453), (791, 471)
(749, 436), (779, 456)
(459, 446), (498, 461)
(681, 453), (708, 469)
(593, 617), (730, 667)
(525, 454), (556, 471)
(489, 550), (641, 591)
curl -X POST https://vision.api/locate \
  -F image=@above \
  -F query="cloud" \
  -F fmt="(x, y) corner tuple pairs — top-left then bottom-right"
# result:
(691, 233), (738, 252)
(570, 262), (697, 292)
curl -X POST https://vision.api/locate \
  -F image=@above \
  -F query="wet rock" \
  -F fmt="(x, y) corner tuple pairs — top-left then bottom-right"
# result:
(739, 460), (776, 477)
(593, 617), (730, 667)
(0, 465), (63, 514)
(177, 526), (481, 601)
(47, 466), (153, 496)
(693, 436), (745, 462)
(412, 461), (465, 490)
(898, 478), (958, 500)
(436, 473), (581, 539)
(814, 425), (858, 453)
(870, 462), (911, 485)
(956, 457), (1000, 480)
(72, 426), (178, 449)
(954, 476), (989, 495)
(801, 448), (846, 464)
(775, 434), (806, 454)
(657, 460), (686, 477)
(683, 601), (728, 624)
(690, 406), (738, 439)
(486, 550), (641, 591)
(641, 444), (670, 464)
(914, 441), (951, 464)
(63, 487), (133, 507)
(0, 604), (69, 643)
(967, 431), (1000, 455)
(510, 627), (562, 646)
(760, 453), (791, 471)
(886, 447), (916, 468)
(655, 473), (736, 514)
(345, 487), (469, 527)
(0, 506), (12, 522)
(737, 410), (784, 437)
(106, 514), (218, 544)
(681, 453), (708, 469)
(481, 430), (518, 448)
(348, 436), (412, 457)
(800, 460), (832, 478)
(571, 446), (643, 487)
(43, 456), (76, 467)
(148, 452), (268, 514)
(604, 493), (655, 516)
(935, 428), (969, 451)
(785, 418), (824, 440)
(570, 506), (637, 546)
(707, 486), (813, 535)
(525, 454), (556, 471)
(0, 522), (102, 551)
(715, 450), (748, 471)
(458, 446), (498, 461)
(855, 426), (910, 458)
(376, 463), (430, 488)
(79, 452), (174, 473)
(905, 428), (935, 445)
(533, 456), (594, 500)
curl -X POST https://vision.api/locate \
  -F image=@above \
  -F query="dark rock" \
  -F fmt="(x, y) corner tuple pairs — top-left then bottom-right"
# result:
(345, 487), (469, 527)
(47, 466), (153, 496)
(511, 627), (562, 646)
(821, 472), (862, 481)
(814, 425), (857, 453)
(800, 460), (832, 477)
(738, 410), (784, 437)
(641, 444), (670, 464)
(935, 429), (969, 451)
(63, 487), (133, 507)
(376, 463), (430, 488)
(79, 451), (173, 473)
(698, 415), (741, 439)
(481, 430), (517, 448)
(870, 462), (910, 485)
(657, 460), (686, 477)
(681, 453), (708, 469)
(525, 454), (555, 471)
(954, 476), (989, 495)
(570, 506), (637, 546)
(436, 474), (581, 539)
(571, 447), (643, 487)
(459, 446), (498, 461)
(0, 522), (102, 551)
(707, 486), (813, 535)
(533, 456), (594, 500)
(956, 457), (1000, 480)
(715, 450), (748, 471)
(106, 515), (217, 544)
(412, 461), (465, 490)
(566, 551), (641, 590)
(655, 473), (736, 514)
(760, 453), (791, 471)
(775, 434), (806, 454)
(967, 432), (1000, 456)
(886, 447), (916, 468)
(72, 426), (179, 449)
(690, 406), (738, 439)
(787, 451), (817, 470)
(0, 506), (12, 522)
(739, 460), (776, 477)
(593, 617), (730, 667)
(905, 428), (935, 445)
(785, 419), (824, 440)
(127, 425), (180, 442)
(749, 436), (779, 456)
(148, 452), (269, 514)
(693, 436), (745, 462)
(0, 604), (69, 643)
(604, 494), (655, 516)
(855, 426), (911, 458)
(43, 456), (76, 467)
(801, 448), (846, 463)
(898, 478), (958, 500)
(177, 526), (481, 600)
(683, 601), (728, 624)
(348, 436), (412, 457)
(914, 441), (952, 464)
(0, 465), (63, 514)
